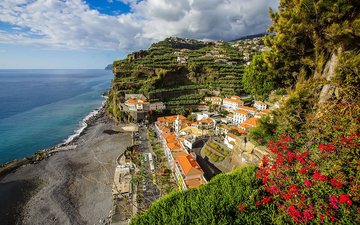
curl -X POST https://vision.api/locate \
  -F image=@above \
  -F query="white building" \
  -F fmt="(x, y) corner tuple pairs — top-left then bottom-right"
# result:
(233, 109), (249, 123)
(204, 97), (222, 105)
(254, 101), (267, 111)
(125, 98), (150, 111)
(149, 102), (166, 111)
(222, 96), (244, 111)
(238, 106), (257, 116)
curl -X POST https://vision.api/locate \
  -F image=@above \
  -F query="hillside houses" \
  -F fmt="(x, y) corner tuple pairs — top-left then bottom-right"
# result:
(151, 95), (274, 189)
(222, 96), (244, 111)
(204, 96), (222, 105)
(124, 94), (166, 112)
(155, 115), (207, 191)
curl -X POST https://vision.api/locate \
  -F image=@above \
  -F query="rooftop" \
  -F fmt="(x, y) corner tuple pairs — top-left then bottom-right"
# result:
(158, 115), (187, 123)
(176, 154), (203, 177)
(235, 109), (248, 115)
(223, 98), (243, 104)
(238, 106), (257, 112)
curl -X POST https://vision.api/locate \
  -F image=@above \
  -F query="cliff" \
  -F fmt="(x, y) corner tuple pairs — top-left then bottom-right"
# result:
(106, 36), (264, 120)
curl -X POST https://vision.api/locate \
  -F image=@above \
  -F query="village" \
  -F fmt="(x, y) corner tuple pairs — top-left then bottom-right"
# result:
(110, 91), (286, 224)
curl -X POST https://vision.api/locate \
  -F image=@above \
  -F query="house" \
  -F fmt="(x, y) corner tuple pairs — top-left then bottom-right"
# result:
(226, 113), (234, 122)
(254, 101), (267, 111)
(191, 118), (216, 130)
(238, 117), (258, 131)
(154, 121), (171, 136)
(217, 124), (247, 136)
(204, 96), (222, 105)
(177, 56), (188, 64)
(224, 132), (242, 150)
(222, 96), (244, 111)
(192, 111), (211, 121)
(125, 98), (150, 111)
(149, 102), (166, 111)
(157, 115), (187, 127)
(178, 126), (208, 150)
(238, 106), (257, 116)
(255, 109), (272, 119)
(174, 154), (206, 191)
(233, 109), (250, 123)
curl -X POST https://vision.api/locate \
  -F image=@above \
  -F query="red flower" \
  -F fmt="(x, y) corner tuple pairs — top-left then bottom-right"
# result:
(287, 205), (301, 222)
(262, 178), (269, 184)
(255, 201), (261, 207)
(304, 179), (313, 187)
(299, 167), (308, 175)
(238, 203), (247, 212)
(318, 143), (336, 152)
(288, 184), (298, 195)
(330, 178), (343, 188)
(329, 195), (339, 209)
(339, 194), (352, 206)
(261, 196), (273, 204)
(268, 185), (280, 195)
(287, 151), (296, 162)
(282, 192), (294, 201)
(313, 171), (328, 181)
(281, 135), (293, 143)
(319, 214), (324, 223)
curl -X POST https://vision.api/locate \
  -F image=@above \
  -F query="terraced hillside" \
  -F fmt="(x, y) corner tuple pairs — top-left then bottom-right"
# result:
(107, 36), (264, 120)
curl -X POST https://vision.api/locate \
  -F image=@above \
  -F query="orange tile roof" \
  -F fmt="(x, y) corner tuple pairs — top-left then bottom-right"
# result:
(156, 122), (171, 133)
(229, 126), (247, 134)
(157, 115), (187, 123)
(223, 98), (243, 103)
(244, 117), (258, 126)
(185, 178), (204, 188)
(172, 151), (188, 159)
(197, 118), (214, 124)
(167, 141), (182, 150)
(162, 132), (176, 141)
(126, 99), (149, 105)
(230, 95), (241, 100)
(176, 154), (203, 177)
(238, 106), (257, 112)
(239, 123), (252, 129)
(235, 109), (248, 115)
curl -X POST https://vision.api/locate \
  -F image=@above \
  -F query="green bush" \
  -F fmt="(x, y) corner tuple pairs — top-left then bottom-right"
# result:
(130, 166), (273, 225)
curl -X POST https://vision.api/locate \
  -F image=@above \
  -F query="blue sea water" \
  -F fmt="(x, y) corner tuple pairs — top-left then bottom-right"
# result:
(0, 69), (113, 164)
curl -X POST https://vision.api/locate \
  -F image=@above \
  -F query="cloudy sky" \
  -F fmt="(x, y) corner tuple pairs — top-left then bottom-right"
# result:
(0, 0), (278, 69)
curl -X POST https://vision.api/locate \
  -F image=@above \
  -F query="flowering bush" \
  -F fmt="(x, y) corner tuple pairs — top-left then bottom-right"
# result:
(254, 133), (360, 223)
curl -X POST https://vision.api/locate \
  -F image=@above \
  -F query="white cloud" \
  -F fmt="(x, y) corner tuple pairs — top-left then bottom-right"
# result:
(0, 0), (278, 52)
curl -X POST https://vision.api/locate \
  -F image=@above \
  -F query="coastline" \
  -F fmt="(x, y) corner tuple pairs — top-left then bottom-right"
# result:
(0, 98), (107, 179)
(0, 100), (133, 224)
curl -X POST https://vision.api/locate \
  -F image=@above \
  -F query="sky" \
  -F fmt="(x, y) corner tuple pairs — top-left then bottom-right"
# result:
(0, 0), (279, 69)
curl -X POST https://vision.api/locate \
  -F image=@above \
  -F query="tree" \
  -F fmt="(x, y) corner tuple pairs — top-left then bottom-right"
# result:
(242, 53), (276, 99)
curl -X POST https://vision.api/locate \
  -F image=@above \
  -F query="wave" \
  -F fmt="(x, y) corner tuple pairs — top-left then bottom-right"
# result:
(62, 98), (106, 145)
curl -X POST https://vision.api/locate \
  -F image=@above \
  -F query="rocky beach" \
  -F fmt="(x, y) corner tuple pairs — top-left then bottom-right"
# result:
(0, 112), (132, 225)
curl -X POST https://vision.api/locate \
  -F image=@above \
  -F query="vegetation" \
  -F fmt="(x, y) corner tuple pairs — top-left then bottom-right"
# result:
(129, 0), (359, 224)
(130, 166), (273, 225)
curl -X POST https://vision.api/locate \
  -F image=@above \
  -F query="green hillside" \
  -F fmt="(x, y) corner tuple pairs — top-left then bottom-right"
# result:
(128, 0), (360, 224)
(106, 36), (264, 120)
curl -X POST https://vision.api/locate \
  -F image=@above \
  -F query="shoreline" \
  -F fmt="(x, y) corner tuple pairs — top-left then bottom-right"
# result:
(0, 100), (107, 179)
(0, 109), (132, 225)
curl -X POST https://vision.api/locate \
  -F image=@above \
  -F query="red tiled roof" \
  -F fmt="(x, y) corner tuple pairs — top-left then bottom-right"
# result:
(176, 154), (203, 177)
(235, 109), (248, 115)
(223, 98), (243, 104)
(238, 106), (257, 112)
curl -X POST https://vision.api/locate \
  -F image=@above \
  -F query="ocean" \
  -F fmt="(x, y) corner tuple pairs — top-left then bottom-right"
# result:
(0, 69), (113, 164)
